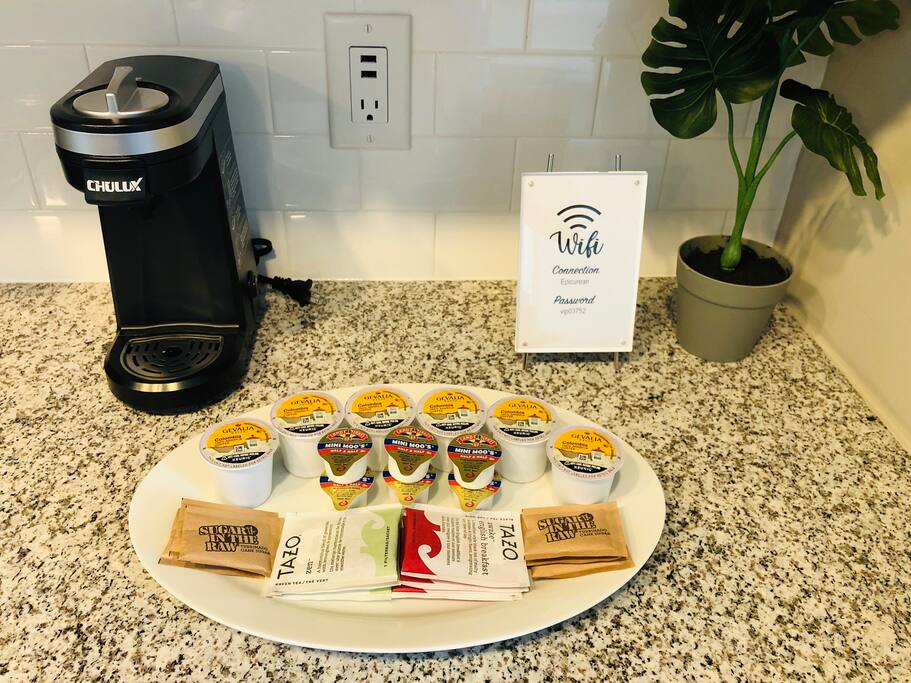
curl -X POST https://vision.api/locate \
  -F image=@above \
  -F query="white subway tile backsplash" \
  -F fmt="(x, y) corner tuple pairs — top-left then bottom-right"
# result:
(86, 46), (272, 133)
(0, 134), (37, 210)
(0, 211), (107, 282)
(268, 51), (328, 135)
(435, 55), (599, 137)
(173, 0), (353, 49)
(361, 137), (514, 211)
(248, 211), (289, 276)
(0, 46), (89, 131)
(528, 0), (666, 56)
(411, 53), (435, 137)
(0, 1), (177, 45)
(639, 211), (726, 277)
(20, 133), (84, 208)
(434, 213), (518, 279)
(593, 57), (670, 138)
(511, 137), (668, 210)
(0, 1), (827, 282)
(234, 134), (360, 210)
(660, 137), (802, 211)
(354, 0), (528, 51)
(285, 211), (435, 279)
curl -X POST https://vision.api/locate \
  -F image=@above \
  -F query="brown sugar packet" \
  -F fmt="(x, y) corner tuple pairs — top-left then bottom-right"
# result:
(159, 499), (283, 578)
(521, 502), (631, 578)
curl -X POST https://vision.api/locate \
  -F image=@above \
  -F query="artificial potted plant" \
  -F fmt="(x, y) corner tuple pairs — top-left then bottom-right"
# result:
(641, 0), (899, 361)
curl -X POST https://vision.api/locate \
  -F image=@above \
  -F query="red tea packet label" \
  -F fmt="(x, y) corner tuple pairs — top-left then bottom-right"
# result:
(317, 428), (371, 477)
(448, 471), (501, 512)
(384, 426), (438, 476)
(319, 469), (375, 510)
(383, 469), (437, 507)
(447, 433), (501, 483)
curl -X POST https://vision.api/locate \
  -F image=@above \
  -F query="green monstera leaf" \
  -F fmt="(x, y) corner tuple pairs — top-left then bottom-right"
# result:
(780, 79), (884, 198)
(641, 0), (780, 138)
(773, 0), (900, 60)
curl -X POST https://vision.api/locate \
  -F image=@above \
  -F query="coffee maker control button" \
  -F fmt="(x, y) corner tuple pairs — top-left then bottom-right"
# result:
(73, 65), (170, 120)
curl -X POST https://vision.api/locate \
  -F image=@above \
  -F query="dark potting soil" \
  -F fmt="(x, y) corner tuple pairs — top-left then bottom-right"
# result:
(684, 245), (789, 286)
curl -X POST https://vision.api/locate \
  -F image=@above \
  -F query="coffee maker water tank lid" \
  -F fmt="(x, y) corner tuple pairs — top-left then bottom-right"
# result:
(72, 66), (170, 120)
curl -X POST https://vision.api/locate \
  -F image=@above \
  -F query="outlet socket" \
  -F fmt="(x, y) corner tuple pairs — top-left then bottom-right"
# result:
(325, 13), (411, 149)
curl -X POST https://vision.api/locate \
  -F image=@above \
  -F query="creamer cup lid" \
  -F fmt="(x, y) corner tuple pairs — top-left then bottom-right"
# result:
(199, 418), (277, 470)
(487, 395), (556, 444)
(345, 385), (415, 434)
(546, 425), (624, 481)
(416, 386), (486, 438)
(270, 390), (342, 439)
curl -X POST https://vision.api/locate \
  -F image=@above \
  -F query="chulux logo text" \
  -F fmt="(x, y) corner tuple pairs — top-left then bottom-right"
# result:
(86, 177), (143, 193)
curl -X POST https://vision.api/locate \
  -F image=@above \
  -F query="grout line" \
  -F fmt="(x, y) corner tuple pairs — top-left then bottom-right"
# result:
(590, 56), (604, 137)
(261, 51), (278, 135)
(169, 0), (182, 44)
(509, 137), (519, 213)
(655, 136), (674, 209)
(16, 132), (42, 209)
(524, 0), (534, 51)
(430, 53), (437, 135)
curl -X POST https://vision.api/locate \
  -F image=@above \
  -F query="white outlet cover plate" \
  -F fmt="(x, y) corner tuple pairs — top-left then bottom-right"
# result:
(325, 13), (412, 149)
(516, 172), (648, 354)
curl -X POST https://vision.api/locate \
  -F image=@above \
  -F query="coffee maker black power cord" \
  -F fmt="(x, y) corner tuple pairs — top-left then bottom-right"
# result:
(251, 237), (313, 307)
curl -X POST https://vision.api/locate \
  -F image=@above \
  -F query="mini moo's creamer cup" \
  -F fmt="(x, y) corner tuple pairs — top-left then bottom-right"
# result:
(317, 428), (372, 484)
(344, 385), (415, 470)
(546, 425), (625, 505)
(270, 391), (342, 478)
(487, 394), (557, 483)
(447, 432), (501, 490)
(383, 425), (438, 483)
(199, 418), (278, 508)
(416, 386), (486, 472)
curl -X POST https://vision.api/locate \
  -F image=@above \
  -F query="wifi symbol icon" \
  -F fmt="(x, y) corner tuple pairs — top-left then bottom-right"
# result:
(557, 204), (602, 230)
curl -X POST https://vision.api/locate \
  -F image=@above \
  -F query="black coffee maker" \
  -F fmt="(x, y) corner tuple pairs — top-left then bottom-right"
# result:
(51, 56), (270, 413)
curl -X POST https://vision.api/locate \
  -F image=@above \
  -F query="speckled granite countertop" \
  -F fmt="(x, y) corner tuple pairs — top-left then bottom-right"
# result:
(1, 279), (908, 681)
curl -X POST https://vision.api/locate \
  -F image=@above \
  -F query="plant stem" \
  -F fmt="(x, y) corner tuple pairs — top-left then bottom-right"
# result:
(720, 85), (777, 271)
(756, 130), (797, 181)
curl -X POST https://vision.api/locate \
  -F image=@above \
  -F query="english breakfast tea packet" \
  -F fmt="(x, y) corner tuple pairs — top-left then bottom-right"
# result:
(263, 505), (401, 597)
(159, 498), (284, 578)
(520, 502), (633, 579)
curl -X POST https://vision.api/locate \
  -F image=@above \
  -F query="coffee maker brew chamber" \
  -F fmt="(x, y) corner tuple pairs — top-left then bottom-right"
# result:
(51, 55), (263, 413)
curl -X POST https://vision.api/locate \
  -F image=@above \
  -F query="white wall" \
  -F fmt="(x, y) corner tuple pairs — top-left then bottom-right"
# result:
(0, 0), (823, 281)
(776, 0), (911, 449)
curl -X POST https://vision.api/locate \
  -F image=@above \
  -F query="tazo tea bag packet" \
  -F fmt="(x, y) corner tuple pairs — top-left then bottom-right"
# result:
(159, 498), (283, 577)
(319, 469), (376, 510)
(383, 469), (436, 507)
(264, 505), (401, 597)
(400, 505), (529, 589)
(448, 471), (501, 512)
(520, 502), (633, 579)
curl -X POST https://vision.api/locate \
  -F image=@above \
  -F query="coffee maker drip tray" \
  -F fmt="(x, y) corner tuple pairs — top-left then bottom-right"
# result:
(121, 334), (224, 381)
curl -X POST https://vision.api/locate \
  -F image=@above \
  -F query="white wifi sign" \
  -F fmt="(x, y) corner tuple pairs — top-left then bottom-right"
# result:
(550, 204), (604, 258)
(516, 170), (648, 354)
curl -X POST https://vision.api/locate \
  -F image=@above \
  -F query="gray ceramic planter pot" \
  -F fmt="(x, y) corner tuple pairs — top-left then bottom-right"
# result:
(676, 235), (793, 362)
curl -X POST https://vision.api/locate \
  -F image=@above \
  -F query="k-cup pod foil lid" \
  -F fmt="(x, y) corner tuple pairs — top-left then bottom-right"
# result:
(547, 426), (624, 481)
(488, 395), (556, 444)
(345, 385), (415, 434)
(270, 391), (342, 439)
(417, 386), (486, 437)
(199, 418), (277, 470)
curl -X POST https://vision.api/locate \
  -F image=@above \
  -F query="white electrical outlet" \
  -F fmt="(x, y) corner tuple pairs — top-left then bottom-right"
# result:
(325, 13), (411, 149)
